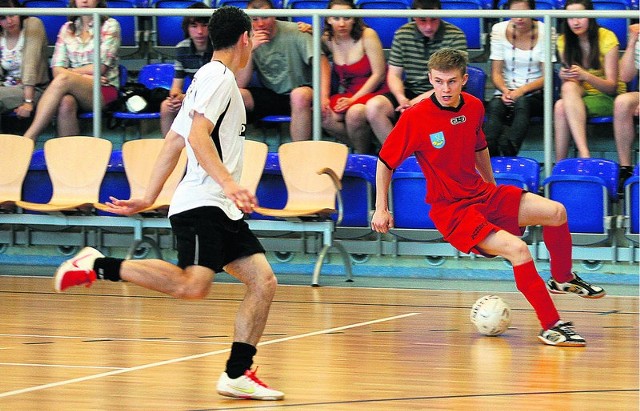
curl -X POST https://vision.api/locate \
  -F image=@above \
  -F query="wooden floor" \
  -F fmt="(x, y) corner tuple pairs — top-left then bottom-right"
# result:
(0, 276), (637, 410)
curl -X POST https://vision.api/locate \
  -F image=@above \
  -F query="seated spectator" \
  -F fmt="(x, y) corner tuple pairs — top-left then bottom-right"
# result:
(0, 0), (49, 129)
(160, 2), (213, 137)
(22, 0), (120, 142)
(362, 0), (467, 145)
(614, 23), (639, 190)
(320, 0), (389, 154)
(484, 0), (554, 157)
(553, 0), (625, 161)
(236, 0), (331, 142)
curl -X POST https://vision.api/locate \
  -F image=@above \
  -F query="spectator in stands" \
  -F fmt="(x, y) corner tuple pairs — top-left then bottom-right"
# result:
(553, 0), (625, 161)
(320, 0), (389, 153)
(361, 0), (467, 146)
(0, 0), (49, 129)
(22, 0), (121, 142)
(160, 2), (213, 137)
(484, 0), (554, 157)
(236, 0), (331, 142)
(613, 23), (639, 189)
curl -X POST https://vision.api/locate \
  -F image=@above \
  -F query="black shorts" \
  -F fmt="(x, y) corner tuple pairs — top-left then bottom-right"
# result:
(169, 206), (265, 273)
(247, 87), (292, 120)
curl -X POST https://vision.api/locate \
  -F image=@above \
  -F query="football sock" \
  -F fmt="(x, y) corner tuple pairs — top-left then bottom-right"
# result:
(513, 260), (559, 330)
(93, 258), (123, 282)
(542, 222), (574, 283)
(226, 342), (257, 379)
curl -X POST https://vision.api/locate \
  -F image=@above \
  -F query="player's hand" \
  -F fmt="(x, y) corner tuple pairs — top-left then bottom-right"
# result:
(332, 96), (353, 113)
(223, 181), (258, 214)
(371, 209), (394, 233)
(102, 196), (152, 216)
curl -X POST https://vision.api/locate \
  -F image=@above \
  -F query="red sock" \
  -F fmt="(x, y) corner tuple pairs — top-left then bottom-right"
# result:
(542, 222), (574, 283)
(513, 260), (559, 330)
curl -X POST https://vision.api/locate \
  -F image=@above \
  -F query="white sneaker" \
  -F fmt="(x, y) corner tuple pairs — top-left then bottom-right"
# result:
(216, 368), (284, 400)
(54, 247), (105, 292)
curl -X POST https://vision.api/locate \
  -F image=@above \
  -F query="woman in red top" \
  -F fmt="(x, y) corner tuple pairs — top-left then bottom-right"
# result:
(321, 0), (388, 153)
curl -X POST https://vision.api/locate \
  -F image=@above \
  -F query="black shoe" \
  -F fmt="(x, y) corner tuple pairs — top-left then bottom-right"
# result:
(538, 321), (586, 347)
(547, 273), (606, 299)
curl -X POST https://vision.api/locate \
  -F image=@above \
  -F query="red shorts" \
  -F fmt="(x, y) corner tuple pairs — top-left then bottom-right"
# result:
(430, 184), (525, 256)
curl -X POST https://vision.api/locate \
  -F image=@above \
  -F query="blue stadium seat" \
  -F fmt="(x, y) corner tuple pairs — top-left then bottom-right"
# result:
(286, 0), (329, 25)
(490, 156), (540, 192)
(251, 152), (288, 221)
(440, 0), (484, 49)
(106, 0), (138, 48)
(390, 156), (438, 231)
(338, 154), (377, 228)
(623, 169), (639, 239)
(215, 0), (250, 6)
(465, 65), (487, 102)
(153, 0), (197, 49)
(97, 150), (131, 216)
(355, 0), (409, 49)
(592, 0), (630, 49)
(110, 63), (174, 137)
(543, 158), (619, 243)
(23, 0), (68, 46)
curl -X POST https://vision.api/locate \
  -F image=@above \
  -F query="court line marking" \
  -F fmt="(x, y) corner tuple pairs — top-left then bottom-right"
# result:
(0, 333), (230, 345)
(0, 362), (125, 370)
(0, 312), (419, 398)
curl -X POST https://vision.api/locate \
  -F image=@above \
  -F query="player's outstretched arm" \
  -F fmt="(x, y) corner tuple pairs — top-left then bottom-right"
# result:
(102, 130), (186, 215)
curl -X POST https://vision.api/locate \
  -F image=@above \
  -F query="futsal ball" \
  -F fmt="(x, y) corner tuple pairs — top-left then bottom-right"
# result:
(470, 295), (511, 336)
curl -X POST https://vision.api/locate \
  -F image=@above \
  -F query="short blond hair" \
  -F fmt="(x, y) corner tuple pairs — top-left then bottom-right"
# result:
(427, 48), (468, 76)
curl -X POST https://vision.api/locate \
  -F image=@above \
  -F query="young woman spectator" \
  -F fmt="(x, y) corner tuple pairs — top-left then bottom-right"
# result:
(22, 0), (120, 142)
(320, 0), (388, 153)
(483, 0), (554, 157)
(553, 0), (625, 161)
(0, 0), (49, 128)
(613, 23), (639, 189)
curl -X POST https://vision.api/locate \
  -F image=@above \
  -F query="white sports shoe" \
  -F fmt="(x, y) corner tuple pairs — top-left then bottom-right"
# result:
(54, 247), (105, 292)
(216, 369), (284, 400)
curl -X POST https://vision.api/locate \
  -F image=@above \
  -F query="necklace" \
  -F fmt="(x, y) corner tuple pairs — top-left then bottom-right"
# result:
(510, 21), (536, 89)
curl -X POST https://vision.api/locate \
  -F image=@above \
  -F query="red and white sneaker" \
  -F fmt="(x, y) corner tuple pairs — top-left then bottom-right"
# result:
(54, 247), (104, 292)
(216, 368), (284, 400)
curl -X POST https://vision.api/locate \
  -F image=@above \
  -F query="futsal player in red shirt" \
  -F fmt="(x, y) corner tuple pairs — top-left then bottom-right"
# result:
(371, 48), (606, 347)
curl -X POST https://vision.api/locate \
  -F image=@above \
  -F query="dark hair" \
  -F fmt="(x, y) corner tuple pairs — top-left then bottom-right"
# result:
(0, 0), (27, 34)
(323, 0), (365, 41)
(504, 0), (535, 10)
(208, 6), (251, 50)
(182, 2), (211, 39)
(427, 47), (468, 75)
(561, 0), (600, 69)
(247, 0), (275, 8)
(68, 0), (109, 33)
(412, 0), (441, 10)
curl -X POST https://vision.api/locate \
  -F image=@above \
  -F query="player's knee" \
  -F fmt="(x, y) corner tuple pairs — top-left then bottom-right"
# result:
(508, 240), (532, 265)
(173, 278), (211, 300)
(549, 201), (567, 225)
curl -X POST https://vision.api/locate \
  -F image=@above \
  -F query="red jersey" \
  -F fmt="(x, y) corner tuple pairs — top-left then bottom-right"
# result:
(379, 92), (489, 205)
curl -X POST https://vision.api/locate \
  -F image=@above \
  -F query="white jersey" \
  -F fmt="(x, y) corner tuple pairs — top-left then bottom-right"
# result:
(168, 60), (246, 220)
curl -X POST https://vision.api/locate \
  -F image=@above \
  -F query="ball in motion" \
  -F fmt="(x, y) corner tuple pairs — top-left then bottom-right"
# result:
(470, 295), (511, 336)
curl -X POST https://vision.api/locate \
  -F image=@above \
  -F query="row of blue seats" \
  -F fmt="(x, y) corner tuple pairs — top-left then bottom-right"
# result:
(20, 0), (638, 50)
(21, 148), (640, 239)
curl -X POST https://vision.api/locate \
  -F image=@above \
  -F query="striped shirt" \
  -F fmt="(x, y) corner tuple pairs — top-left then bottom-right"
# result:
(389, 21), (467, 95)
(174, 38), (213, 80)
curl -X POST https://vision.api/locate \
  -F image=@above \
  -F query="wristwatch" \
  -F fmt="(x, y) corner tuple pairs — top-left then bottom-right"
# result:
(24, 99), (33, 104)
